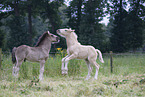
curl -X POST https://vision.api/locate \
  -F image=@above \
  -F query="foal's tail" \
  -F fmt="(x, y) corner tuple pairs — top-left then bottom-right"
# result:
(12, 47), (17, 64)
(96, 49), (104, 63)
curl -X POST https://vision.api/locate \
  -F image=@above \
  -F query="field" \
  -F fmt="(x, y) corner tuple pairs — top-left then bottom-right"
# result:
(0, 53), (145, 97)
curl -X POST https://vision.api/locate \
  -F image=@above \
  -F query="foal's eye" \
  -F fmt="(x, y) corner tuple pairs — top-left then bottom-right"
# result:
(51, 35), (53, 37)
(65, 30), (67, 31)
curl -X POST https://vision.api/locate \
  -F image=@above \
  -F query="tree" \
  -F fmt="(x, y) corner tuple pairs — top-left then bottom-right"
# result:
(109, 0), (145, 52)
(19, 0), (42, 45)
(109, 0), (130, 52)
(67, 0), (83, 34)
(7, 15), (29, 50)
(0, 0), (36, 47)
(0, 12), (9, 49)
(79, 0), (106, 51)
(0, 26), (4, 48)
(40, 0), (64, 33)
(59, 4), (69, 27)
(127, 0), (145, 52)
(0, 0), (65, 50)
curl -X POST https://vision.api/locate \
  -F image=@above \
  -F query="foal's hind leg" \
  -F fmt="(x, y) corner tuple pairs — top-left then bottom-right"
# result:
(12, 60), (23, 78)
(88, 58), (100, 80)
(85, 60), (92, 80)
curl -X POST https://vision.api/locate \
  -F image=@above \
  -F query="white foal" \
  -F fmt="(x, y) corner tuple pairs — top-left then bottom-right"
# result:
(57, 28), (104, 80)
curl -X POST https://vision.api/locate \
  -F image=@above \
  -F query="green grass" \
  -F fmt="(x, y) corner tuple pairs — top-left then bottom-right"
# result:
(0, 53), (145, 97)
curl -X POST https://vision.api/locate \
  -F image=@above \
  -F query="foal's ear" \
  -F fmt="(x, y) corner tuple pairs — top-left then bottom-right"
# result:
(71, 29), (75, 32)
(68, 28), (75, 32)
(47, 31), (50, 34)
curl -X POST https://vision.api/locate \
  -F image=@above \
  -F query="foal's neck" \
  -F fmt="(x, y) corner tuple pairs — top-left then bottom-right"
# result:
(39, 39), (51, 51)
(66, 33), (79, 47)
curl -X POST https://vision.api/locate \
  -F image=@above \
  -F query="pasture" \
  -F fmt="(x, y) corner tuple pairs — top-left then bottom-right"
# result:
(0, 52), (145, 97)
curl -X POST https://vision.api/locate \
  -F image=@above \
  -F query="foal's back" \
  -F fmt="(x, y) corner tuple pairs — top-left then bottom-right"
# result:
(15, 45), (28, 61)
(15, 45), (49, 62)
(80, 45), (97, 58)
(70, 43), (97, 59)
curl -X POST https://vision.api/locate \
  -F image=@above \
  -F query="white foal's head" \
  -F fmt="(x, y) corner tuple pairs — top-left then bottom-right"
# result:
(56, 28), (75, 38)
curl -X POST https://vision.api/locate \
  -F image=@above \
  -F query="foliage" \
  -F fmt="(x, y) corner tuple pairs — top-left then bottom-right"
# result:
(110, 9), (129, 52)
(127, 0), (145, 51)
(0, 28), (4, 48)
(40, 0), (64, 33)
(0, 0), (65, 50)
(6, 15), (30, 50)
(66, 0), (83, 33)
(127, 12), (144, 51)
(79, 0), (106, 51)
(0, 0), (145, 53)
(109, 0), (145, 52)
(0, 12), (10, 50)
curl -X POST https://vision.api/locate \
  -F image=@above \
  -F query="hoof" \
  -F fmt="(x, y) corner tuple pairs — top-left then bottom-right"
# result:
(62, 70), (68, 75)
(85, 76), (91, 80)
(94, 77), (98, 80)
(12, 72), (19, 78)
(39, 77), (43, 81)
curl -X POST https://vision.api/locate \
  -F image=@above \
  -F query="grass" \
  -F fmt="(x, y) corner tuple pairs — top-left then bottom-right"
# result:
(0, 53), (145, 97)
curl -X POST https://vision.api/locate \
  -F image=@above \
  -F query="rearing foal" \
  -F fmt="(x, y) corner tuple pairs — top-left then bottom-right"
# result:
(12, 31), (60, 80)
(57, 28), (104, 80)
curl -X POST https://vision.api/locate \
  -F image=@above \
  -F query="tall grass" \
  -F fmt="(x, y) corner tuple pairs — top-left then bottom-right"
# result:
(0, 52), (145, 80)
(0, 52), (145, 97)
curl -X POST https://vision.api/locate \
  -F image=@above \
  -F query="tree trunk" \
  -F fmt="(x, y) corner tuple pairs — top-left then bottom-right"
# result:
(135, 0), (140, 15)
(51, 21), (55, 33)
(14, 0), (19, 16)
(119, 0), (123, 20)
(76, 0), (82, 34)
(28, 4), (33, 45)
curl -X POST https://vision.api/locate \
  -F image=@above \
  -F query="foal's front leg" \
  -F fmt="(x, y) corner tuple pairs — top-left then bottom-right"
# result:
(61, 55), (70, 75)
(63, 54), (77, 75)
(39, 60), (45, 81)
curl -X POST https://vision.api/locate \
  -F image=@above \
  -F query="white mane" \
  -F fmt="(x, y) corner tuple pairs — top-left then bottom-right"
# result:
(71, 32), (78, 39)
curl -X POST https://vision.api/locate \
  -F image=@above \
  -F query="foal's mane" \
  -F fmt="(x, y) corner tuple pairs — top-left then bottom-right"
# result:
(35, 32), (48, 47)
(71, 32), (78, 40)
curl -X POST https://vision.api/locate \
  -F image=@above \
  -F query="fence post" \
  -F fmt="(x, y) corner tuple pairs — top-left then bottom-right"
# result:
(0, 48), (2, 70)
(110, 51), (113, 73)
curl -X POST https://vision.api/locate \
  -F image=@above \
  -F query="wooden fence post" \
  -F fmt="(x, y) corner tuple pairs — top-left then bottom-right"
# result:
(0, 48), (2, 70)
(110, 51), (113, 73)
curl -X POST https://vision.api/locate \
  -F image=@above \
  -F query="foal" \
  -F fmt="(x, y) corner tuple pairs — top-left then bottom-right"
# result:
(57, 28), (104, 80)
(12, 31), (60, 80)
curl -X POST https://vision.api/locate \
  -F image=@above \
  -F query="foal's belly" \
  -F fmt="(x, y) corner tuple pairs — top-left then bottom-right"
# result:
(68, 46), (89, 59)
(26, 51), (49, 62)
(76, 51), (88, 59)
